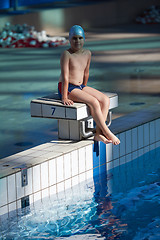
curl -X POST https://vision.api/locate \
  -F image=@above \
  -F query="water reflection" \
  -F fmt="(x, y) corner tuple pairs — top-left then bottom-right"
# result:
(0, 147), (160, 239)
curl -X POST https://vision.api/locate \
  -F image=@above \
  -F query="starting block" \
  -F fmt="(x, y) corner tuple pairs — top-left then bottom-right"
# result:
(30, 92), (118, 140)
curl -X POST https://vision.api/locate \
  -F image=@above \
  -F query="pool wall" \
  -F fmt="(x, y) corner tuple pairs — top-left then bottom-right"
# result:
(0, 104), (160, 219)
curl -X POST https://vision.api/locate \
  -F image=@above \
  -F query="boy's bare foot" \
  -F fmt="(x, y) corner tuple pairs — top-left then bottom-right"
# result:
(105, 132), (120, 145)
(94, 133), (112, 144)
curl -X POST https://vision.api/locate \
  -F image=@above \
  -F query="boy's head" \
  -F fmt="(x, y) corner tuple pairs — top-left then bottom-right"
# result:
(69, 25), (85, 41)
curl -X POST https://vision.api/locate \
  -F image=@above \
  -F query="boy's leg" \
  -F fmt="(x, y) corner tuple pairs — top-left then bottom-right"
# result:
(82, 86), (113, 143)
(82, 86), (110, 133)
(69, 88), (120, 145)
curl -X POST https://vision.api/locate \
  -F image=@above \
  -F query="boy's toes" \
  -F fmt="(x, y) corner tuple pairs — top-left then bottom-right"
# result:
(114, 138), (120, 145)
(116, 140), (120, 145)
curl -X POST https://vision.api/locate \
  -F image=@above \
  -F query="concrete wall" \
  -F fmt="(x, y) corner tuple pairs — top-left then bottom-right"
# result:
(0, 0), (159, 34)
(62, 0), (160, 29)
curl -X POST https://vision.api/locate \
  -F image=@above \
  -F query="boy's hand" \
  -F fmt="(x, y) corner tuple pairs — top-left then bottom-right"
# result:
(62, 98), (74, 105)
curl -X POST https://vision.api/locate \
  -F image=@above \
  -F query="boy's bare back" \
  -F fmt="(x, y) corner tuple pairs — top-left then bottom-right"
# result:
(59, 48), (91, 86)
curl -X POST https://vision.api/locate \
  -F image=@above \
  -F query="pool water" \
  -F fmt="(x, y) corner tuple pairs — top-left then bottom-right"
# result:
(1, 146), (160, 240)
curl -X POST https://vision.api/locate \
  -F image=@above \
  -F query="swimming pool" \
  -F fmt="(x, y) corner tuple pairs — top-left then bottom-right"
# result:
(1, 146), (159, 240)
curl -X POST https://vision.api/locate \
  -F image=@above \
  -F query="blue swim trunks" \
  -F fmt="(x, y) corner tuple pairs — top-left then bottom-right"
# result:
(58, 82), (86, 99)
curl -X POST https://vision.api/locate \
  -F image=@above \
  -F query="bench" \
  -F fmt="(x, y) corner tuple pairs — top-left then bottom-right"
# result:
(30, 92), (118, 140)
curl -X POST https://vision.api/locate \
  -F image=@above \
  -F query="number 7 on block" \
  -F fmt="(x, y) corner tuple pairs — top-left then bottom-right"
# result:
(51, 107), (56, 115)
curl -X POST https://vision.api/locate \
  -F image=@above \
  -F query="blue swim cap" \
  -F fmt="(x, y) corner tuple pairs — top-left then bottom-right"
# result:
(69, 25), (85, 41)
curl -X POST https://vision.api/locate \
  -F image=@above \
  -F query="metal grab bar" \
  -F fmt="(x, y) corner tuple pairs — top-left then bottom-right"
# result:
(80, 121), (95, 138)
(80, 111), (112, 138)
(107, 111), (112, 127)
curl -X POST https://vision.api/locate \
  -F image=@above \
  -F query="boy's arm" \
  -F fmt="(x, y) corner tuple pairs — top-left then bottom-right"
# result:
(83, 50), (91, 86)
(60, 51), (73, 105)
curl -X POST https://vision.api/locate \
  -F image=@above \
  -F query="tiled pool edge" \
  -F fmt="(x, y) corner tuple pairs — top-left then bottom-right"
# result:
(0, 140), (94, 217)
(106, 118), (160, 170)
(0, 104), (160, 218)
(107, 103), (160, 170)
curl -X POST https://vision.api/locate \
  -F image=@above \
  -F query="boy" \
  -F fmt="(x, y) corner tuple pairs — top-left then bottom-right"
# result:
(58, 25), (120, 145)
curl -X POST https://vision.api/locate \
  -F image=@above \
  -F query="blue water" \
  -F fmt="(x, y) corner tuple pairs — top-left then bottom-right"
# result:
(1, 146), (160, 240)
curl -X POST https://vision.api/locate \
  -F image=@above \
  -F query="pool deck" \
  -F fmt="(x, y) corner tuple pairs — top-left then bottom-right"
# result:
(0, 23), (160, 158)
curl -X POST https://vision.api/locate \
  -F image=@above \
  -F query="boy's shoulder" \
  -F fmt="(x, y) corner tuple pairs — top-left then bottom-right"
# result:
(83, 48), (91, 56)
(61, 49), (70, 57)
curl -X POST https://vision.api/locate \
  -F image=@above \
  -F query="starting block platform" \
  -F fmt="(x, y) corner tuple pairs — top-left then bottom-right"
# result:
(30, 92), (118, 140)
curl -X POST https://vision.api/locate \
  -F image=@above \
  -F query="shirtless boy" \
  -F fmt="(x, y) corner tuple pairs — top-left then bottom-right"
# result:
(58, 25), (120, 145)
